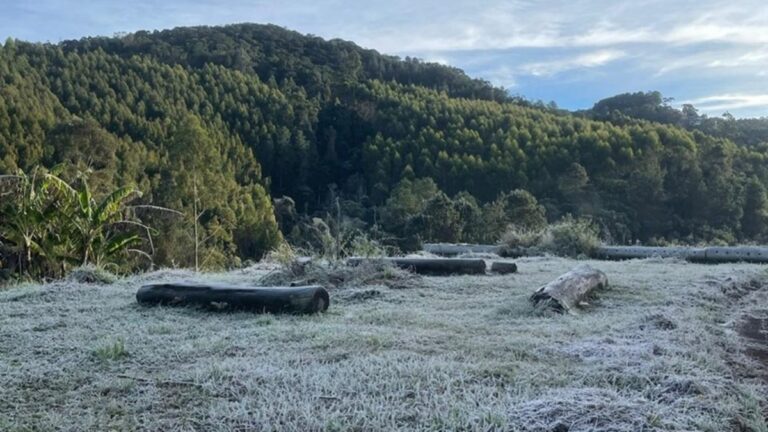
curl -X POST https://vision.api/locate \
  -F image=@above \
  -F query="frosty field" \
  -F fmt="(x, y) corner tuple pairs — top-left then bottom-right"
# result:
(1, 257), (768, 431)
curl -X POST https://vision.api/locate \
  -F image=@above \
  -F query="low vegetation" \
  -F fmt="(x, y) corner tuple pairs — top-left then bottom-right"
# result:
(2, 257), (767, 430)
(501, 216), (601, 258)
(0, 167), (149, 280)
(92, 338), (129, 362)
(259, 251), (419, 290)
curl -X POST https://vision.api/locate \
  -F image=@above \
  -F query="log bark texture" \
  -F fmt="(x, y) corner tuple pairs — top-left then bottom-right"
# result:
(594, 246), (768, 263)
(490, 261), (518, 274)
(136, 283), (329, 314)
(594, 246), (704, 260)
(530, 265), (607, 313)
(347, 257), (486, 275)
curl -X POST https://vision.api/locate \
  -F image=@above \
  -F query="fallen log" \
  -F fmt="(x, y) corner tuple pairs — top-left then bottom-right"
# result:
(490, 261), (518, 274)
(530, 265), (607, 313)
(423, 243), (501, 256)
(136, 282), (329, 314)
(347, 257), (486, 275)
(594, 245), (768, 263)
(704, 246), (768, 263)
(594, 246), (705, 261)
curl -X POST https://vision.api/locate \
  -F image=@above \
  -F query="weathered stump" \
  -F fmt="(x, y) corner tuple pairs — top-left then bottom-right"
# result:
(347, 257), (486, 275)
(530, 265), (607, 313)
(136, 282), (329, 314)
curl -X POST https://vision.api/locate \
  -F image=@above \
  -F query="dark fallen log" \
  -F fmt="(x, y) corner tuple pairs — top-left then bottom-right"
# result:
(347, 257), (486, 275)
(703, 246), (768, 263)
(594, 245), (768, 263)
(594, 246), (705, 261)
(136, 282), (329, 314)
(530, 265), (607, 314)
(490, 261), (518, 274)
(423, 243), (501, 256)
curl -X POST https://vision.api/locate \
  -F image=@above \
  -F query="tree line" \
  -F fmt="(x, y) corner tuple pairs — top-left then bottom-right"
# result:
(2, 24), (768, 279)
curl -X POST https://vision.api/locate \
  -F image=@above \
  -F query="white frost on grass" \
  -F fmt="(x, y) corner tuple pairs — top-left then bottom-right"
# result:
(0, 258), (767, 431)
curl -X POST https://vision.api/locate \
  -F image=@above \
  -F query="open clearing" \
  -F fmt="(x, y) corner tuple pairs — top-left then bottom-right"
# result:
(2, 257), (768, 431)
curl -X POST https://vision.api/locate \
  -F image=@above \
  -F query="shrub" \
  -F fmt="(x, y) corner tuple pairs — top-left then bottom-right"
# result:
(500, 216), (602, 258)
(541, 216), (601, 258)
(66, 264), (117, 284)
(500, 225), (544, 252)
(348, 234), (388, 257)
(265, 242), (300, 267)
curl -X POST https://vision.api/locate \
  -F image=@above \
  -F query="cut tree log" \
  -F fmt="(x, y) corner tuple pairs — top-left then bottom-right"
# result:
(136, 282), (329, 314)
(594, 246), (705, 261)
(530, 265), (607, 313)
(594, 245), (768, 263)
(490, 261), (518, 274)
(346, 257), (486, 275)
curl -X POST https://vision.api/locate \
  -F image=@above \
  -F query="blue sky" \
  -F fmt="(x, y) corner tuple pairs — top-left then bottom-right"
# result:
(3, 0), (768, 117)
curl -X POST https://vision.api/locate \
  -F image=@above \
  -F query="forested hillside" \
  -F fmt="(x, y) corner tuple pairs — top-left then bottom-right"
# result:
(2, 23), (768, 274)
(585, 91), (768, 148)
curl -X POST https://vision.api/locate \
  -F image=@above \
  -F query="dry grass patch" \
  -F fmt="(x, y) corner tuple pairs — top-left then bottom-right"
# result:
(259, 257), (421, 290)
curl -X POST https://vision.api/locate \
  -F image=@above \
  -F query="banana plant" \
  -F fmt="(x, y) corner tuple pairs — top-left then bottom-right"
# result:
(55, 174), (144, 266)
(0, 168), (64, 278)
(2, 166), (155, 279)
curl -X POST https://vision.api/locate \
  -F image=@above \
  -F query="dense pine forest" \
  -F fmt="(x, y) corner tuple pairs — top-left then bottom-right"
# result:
(3, 23), (768, 276)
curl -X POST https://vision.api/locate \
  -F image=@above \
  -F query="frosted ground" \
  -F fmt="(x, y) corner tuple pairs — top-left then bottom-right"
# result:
(1, 257), (768, 431)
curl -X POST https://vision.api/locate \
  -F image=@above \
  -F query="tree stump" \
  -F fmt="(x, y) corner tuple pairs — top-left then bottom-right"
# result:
(136, 282), (329, 314)
(530, 265), (607, 313)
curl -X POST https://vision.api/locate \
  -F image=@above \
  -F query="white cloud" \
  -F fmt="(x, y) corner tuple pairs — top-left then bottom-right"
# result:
(679, 94), (768, 113)
(351, 1), (768, 53)
(520, 49), (626, 76)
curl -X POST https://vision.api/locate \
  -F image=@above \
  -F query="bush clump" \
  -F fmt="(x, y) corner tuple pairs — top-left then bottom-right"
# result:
(501, 226), (544, 251)
(541, 216), (601, 258)
(66, 265), (118, 284)
(501, 216), (601, 258)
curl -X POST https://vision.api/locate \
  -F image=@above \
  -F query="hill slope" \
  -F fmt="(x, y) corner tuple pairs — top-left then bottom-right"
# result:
(2, 24), (768, 270)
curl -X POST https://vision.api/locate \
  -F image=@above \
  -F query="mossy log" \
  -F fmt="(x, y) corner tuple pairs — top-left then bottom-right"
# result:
(530, 265), (607, 313)
(136, 282), (329, 314)
(347, 257), (486, 275)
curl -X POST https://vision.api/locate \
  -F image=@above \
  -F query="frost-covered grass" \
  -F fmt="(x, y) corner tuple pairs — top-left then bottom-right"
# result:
(1, 257), (767, 431)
